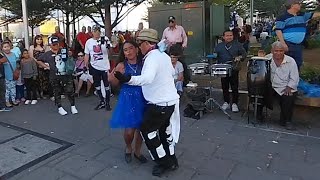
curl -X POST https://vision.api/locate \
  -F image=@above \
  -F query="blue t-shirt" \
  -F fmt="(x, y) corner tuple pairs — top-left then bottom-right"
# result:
(275, 11), (313, 44)
(4, 53), (18, 81)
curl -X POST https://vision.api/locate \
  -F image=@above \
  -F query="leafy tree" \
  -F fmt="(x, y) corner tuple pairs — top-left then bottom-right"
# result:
(85, 0), (147, 37)
(0, 0), (53, 39)
(50, 0), (94, 45)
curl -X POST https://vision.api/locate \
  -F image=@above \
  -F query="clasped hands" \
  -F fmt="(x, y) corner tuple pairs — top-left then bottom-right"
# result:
(114, 71), (131, 83)
(282, 86), (293, 96)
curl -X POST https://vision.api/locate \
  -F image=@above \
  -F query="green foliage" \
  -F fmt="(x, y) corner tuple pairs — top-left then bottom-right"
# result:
(301, 65), (320, 82)
(0, 0), (53, 28)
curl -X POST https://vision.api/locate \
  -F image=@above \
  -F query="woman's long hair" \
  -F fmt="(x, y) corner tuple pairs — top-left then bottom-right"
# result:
(33, 35), (44, 47)
(118, 40), (143, 65)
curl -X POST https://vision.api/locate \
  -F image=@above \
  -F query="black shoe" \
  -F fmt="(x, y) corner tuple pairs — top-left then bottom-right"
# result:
(285, 122), (296, 131)
(152, 164), (166, 177)
(125, 153), (132, 163)
(105, 104), (112, 111)
(170, 155), (179, 170)
(94, 102), (105, 110)
(134, 154), (148, 164)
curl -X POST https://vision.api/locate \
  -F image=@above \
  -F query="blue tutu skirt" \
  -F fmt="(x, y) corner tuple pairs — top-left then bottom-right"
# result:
(109, 85), (146, 129)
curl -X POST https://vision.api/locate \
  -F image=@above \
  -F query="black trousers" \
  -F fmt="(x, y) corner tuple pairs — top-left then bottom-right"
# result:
(275, 91), (297, 125)
(257, 90), (296, 125)
(24, 78), (37, 100)
(0, 78), (5, 108)
(140, 104), (177, 168)
(89, 65), (110, 104)
(50, 75), (75, 107)
(221, 70), (239, 104)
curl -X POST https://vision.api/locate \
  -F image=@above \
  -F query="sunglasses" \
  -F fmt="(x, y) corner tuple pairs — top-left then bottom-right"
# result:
(51, 43), (59, 46)
(78, 55), (84, 57)
(168, 20), (175, 23)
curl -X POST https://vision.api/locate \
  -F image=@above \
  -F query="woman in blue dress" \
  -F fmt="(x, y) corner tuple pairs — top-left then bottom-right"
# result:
(109, 41), (147, 164)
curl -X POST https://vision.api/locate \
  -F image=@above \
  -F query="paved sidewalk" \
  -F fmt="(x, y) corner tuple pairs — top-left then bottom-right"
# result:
(1, 96), (320, 180)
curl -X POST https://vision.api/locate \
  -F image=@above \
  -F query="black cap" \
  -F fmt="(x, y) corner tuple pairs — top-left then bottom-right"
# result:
(48, 36), (59, 45)
(168, 16), (175, 21)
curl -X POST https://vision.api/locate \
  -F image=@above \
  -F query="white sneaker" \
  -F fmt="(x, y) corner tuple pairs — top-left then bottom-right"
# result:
(61, 95), (65, 99)
(58, 107), (68, 116)
(50, 97), (55, 101)
(221, 102), (229, 110)
(71, 106), (78, 114)
(31, 100), (38, 105)
(24, 100), (31, 105)
(231, 103), (239, 113)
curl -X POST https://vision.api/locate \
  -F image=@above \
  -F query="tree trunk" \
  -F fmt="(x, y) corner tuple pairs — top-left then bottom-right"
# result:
(31, 27), (34, 43)
(65, 13), (70, 46)
(104, 3), (112, 39)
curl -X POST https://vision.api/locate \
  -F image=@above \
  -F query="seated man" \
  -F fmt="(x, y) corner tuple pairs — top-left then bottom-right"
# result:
(266, 41), (299, 130)
(170, 50), (184, 96)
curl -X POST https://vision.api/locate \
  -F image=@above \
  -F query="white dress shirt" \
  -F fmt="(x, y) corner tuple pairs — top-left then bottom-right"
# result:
(128, 49), (180, 143)
(129, 49), (180, 104)
(271, 55), (299, 95)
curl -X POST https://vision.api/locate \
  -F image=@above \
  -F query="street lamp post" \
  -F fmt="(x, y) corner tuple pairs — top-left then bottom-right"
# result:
(22, 0), (29, 48)
(250, 0), (254, 25)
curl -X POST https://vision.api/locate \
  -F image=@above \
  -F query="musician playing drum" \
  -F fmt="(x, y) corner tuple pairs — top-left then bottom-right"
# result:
(214, 30), (247, 113)
(257, 41), (299, 130)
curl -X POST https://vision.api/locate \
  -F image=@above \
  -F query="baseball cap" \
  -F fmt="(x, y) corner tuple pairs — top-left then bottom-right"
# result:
(48, 36), (59, 45)
(136, 29), (159, 43)
(168, 16), (175, 22)
(92, 25), (101, 32)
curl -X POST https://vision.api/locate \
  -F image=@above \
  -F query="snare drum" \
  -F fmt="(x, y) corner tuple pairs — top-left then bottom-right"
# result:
(188, 63), (209, 75)
(211, 64), (232, 77)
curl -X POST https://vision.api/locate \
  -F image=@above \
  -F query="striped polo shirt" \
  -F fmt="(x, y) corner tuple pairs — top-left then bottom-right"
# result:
(275, 11), (313, 44)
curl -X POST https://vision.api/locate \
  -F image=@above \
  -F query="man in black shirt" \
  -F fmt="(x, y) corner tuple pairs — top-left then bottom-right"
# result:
(37, 36), (78, 116)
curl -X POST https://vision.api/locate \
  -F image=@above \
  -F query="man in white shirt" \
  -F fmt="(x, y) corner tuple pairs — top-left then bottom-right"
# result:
(257, 41), (299, 130)
(170, 48), (184, 96)
(115, 29), (180, 177)
(270, 41), (299, 130)
(84, 25), (112, 110)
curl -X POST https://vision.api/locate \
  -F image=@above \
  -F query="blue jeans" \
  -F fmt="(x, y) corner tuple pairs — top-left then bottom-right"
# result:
(285, 41), (303, 70)
(175, 81), (183, 92)
(16, 84), (25, 100)
(0, 78), (5, 108)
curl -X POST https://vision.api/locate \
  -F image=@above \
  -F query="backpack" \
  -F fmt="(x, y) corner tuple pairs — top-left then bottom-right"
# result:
(183, 101), (206, 120)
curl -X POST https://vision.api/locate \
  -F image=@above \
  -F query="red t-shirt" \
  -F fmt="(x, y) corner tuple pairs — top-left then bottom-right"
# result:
(77, 32), (90, 47)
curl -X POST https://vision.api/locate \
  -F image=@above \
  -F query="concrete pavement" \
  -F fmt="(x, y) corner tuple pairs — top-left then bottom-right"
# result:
(1, 95), (320, 180)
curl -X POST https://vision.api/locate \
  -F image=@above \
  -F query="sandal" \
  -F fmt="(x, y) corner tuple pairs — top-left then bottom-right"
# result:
(134, 153), (148, 164)
(125, 148), (132, 163)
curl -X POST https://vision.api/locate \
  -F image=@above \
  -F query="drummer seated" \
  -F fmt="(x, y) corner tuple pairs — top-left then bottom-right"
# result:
(170, 51), (184, 96)
(259, 41), (299, 130)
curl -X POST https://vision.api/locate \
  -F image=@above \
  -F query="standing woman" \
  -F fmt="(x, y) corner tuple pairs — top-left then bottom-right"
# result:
(29, 35), (51, 99)
(109, 41), (147, 164)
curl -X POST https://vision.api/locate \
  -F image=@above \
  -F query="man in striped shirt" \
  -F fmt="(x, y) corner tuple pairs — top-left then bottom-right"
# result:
(275, 0), (320, 69)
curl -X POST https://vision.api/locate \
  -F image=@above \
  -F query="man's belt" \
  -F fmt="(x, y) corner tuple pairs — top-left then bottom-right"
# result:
(148, 99), (177, 107)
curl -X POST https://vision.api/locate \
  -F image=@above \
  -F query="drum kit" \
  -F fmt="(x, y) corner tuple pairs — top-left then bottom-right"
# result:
(186, 56), (233, 120)
(187, 55), (271, 122)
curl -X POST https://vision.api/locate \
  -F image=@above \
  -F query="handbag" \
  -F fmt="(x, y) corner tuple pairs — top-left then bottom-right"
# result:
(1, 52), (20, 80)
